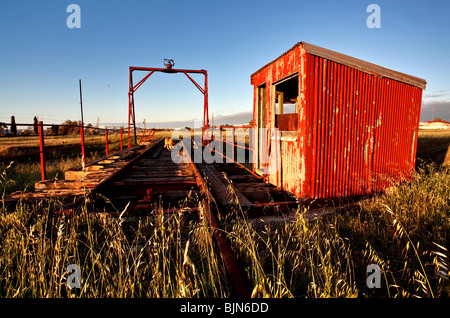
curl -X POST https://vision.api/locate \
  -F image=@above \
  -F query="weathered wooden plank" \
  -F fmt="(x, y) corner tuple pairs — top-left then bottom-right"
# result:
(85, 165), (104, 171)
(153, 190), (200, 200)
(201, 164), (253, 207)
(232, 182), (274, 189)
(129, 166), (192, 172)
(6, 190), (85, 200)
(237, 190), (271, 202)
(137, 164), (191, 169)
(119, 176), (196, 183)
(127, 168), (193, 173)
(152, 144), (164, 159)
(97, 159), (115, 165)
(128, 171), (193, 177)
(227, 175), (259, 181)
(64, 170), (110, 181)
(127, 171), (194, 178)
(35, 180), (98, 190)
(138, 159), (190, 165)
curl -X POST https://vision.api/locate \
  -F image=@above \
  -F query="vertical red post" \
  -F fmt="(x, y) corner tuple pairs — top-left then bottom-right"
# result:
(231, 127), (235, 162)
(219, 127), (223, 154)
(202, 127), (206, 145)
(203, 71), (209, 129)
(38, 121), (46, 181)
(105, 128), (109, 155)
(120, 127), (123, 151)
(250, 127), (255, 174)
(127, 128), (131, 148)
(128, 84), (133, 149)
(80, 125), (86, 165)
(127, 121), (131, 148)
(274, 127), (280, 189)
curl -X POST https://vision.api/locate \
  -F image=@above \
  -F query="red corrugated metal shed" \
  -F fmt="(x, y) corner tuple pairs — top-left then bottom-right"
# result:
(251, 42), (426, 199)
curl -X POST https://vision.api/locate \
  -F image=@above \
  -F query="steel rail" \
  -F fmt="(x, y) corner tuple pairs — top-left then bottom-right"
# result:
(182, 139), (251, 298)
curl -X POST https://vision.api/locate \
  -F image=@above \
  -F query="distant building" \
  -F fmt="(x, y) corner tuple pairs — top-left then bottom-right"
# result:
(419, 120), (450, 129)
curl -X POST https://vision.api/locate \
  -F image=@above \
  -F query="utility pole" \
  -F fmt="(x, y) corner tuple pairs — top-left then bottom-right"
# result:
(79, 79), (86, 164)
(79, 79), (84, 127)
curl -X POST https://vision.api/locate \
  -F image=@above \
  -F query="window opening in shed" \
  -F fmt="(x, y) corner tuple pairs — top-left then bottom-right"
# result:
(274, 74), (298, 131)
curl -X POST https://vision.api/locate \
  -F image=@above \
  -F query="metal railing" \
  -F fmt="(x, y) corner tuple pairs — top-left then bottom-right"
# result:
(201, 125), (262, 178)
(0, 121), (156, 180)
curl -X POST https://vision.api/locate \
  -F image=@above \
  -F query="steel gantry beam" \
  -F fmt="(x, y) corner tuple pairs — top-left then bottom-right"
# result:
(128, 60), (209, 147)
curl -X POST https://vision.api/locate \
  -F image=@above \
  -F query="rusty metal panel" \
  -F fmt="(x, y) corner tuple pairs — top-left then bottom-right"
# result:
(303, 54), (424, 199)
(275, 114), (298, 131)
(280, 139), (300, 194)
(371, 77), (423, 192)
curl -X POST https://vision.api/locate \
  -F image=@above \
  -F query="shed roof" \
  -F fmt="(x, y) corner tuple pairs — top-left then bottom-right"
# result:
(250, 42), (427, 90)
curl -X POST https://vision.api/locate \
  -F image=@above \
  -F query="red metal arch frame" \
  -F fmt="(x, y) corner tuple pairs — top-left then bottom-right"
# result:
(128, 64), (209, 147)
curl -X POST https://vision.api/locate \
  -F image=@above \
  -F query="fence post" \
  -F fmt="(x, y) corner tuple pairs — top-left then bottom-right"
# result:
(219, 127), (223, 154)
(105, 128), (109, 155)
(127, 128), (131, 148)
(80, 125), (86, 165)
(120, 128), (123, 151)
(249, 127), (255, 172)
(201, 127), (204, 145)
(38, 121), (47, 181)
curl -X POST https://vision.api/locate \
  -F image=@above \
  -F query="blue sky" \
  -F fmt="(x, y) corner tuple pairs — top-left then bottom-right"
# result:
(1, 0), (449, 128)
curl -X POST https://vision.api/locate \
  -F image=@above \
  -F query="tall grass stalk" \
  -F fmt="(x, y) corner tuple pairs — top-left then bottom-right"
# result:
(0, 197), (231, 297)
(226, 211), (357, 298)
(0, 162), (449, 298)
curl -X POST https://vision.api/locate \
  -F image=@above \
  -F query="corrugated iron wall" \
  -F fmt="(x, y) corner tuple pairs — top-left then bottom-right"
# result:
(304, 53), (423, 198)
(371, 72), (423, 192)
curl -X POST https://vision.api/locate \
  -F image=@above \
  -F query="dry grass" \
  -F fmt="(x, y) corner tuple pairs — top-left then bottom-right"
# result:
(0, 198), (231, 297)
(221, 163), (450, 298)
(416, 129), (450, 166)
(0, 129), (449, 298)
(0, 164), (449, 298)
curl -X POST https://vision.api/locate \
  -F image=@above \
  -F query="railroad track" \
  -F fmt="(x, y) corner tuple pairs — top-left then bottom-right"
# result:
(85, 138), (251, 297)
(6, 137), (299, 297)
